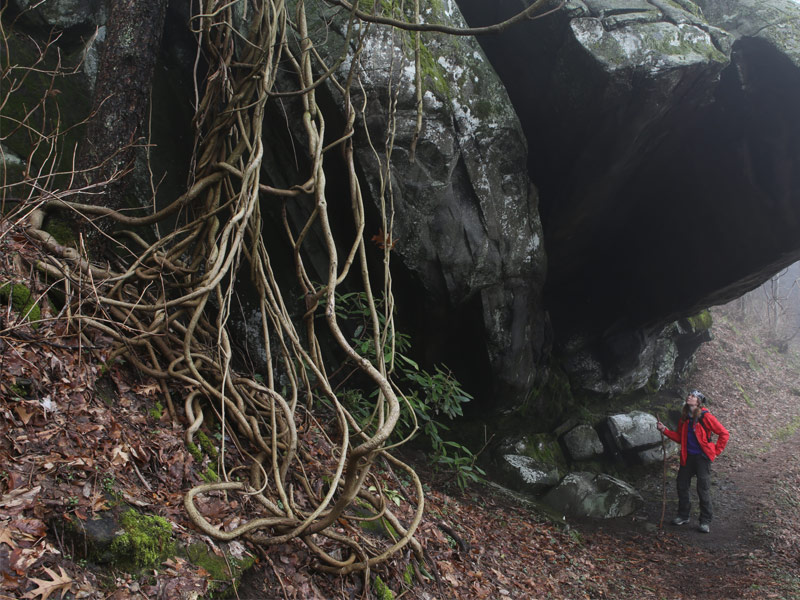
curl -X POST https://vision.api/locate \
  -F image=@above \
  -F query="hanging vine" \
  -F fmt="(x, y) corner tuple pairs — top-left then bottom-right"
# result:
(2, 0), (561, 581)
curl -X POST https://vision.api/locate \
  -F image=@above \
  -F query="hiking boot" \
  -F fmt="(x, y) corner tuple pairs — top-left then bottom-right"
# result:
(671, 516), (690, 526)
(698, 523), (710, 533)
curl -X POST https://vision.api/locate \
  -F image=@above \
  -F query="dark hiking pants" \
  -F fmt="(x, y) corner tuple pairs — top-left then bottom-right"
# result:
(677, 453), (713, 524)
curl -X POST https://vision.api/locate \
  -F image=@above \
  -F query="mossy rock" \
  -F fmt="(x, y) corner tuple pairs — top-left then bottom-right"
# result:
(0, 282), (42, 325)
(685, 309), (713, 332)
(353, 504), (398, 540)
(0, 29), (92, 187)
(184, 542), (255, 598)
(110, 509), (175, 571)
(373, 575), (395, 600)
(503, 433), (567, 471)
(43, 216), (78, 247)
(58, 513), (123, 565)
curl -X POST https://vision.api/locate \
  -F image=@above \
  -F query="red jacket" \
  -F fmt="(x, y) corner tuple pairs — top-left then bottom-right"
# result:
(663, 408), (730, 465)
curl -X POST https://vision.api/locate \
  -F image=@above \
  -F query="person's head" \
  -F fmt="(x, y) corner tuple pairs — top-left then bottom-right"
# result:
(683, 389), (705, 418)
(686, 389), (705, 409)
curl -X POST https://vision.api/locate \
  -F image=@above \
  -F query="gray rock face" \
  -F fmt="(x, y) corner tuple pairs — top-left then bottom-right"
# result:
(607, 411), (660, 451)
(543, 472), (643, 518)
(497, 454), (561, 495)
(0, 144), (25, 182)
(291, 0), (548, 407)
(455, 0), (800, 397)
(638, 443), (678, 464)
(8, 0), (107, 31)
(562, 424), (605, 460)
(11, 0), (800, 417)
(696, 0), (800, 65)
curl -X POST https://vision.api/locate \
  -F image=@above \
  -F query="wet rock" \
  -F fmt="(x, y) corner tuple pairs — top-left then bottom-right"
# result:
(562, 424), (605, 461)
(607, 411), (661, 451)
(543, 472), (644, 518)
(497, 454), (561, 495)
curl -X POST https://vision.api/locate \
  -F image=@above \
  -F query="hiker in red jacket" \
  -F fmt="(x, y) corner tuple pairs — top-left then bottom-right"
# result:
(657, 389), (730, 533)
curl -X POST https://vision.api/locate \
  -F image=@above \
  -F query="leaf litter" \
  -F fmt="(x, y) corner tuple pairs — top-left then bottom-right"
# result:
(1, 219), (799, 599)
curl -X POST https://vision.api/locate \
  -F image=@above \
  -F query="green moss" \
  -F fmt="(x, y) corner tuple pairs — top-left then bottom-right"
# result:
(355, 504), (398, 539)
(734, 381), (754, 408)
(403, 563), (415, 586)
(201, 466), (220, 483)
(417, 41), (451, 99)
(686, 309), (713, 332)
(517, 433), (567, 469)
(672, 0), (704, 18)
(148, 401), (164, 420)
(186, 441), (203, 463)
(774, 415), (800, 442)
(110, 510), (175, 571)
(43, 217), (78, 247)
(0, 282), (41, 325)
(373, 575), (394, 600)
(197, 430), (219, 459)
(185, 542), (255, 598)
(8, 381), (30, 398)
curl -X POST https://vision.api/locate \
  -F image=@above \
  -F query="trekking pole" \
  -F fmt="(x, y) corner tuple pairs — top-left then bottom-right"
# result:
(659, 434), (667, 531)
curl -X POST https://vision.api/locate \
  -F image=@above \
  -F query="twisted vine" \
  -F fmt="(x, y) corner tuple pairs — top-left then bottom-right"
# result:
(2, 0), (560, 581)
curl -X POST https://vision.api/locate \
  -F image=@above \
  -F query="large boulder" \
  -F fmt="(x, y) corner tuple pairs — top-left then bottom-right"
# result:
(277, 0), (549, 408)
(7, 0), (107, 32)
(496, 455), (561, 495)
(543, 472), (644, 518)
(606, 411), (661, 451)
(562, 424), (605, 461)
(456, 0), (800, 396)
(638, 443), (679, 464)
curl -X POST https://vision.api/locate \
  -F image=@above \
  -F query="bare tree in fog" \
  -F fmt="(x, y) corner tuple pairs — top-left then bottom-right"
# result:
(733, 264), (800, 352)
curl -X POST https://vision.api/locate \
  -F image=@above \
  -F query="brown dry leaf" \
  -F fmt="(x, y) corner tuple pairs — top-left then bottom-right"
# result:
(0, 524), (16, 549)
(109, 446), (129, 466)
(10, 518), (47, 540)
(14, 404), (33, 425)
(22, 566), (73, 600)
(89, 494), (109, 512)
(136, 382), (160, 396)
(0, 487), (41, 511)
(10, 546), (46, 573)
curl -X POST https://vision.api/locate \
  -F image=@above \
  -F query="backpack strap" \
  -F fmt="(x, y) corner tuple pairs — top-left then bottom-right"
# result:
(697, 410), (713, 438)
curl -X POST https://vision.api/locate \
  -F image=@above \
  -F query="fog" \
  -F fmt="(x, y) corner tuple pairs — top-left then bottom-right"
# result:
(725, 261), (800, 352)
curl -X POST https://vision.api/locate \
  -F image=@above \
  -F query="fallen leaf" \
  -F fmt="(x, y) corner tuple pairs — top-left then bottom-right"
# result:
(0, 524), (15, 549)
(0, 487), (41, 511)
(14, 405), (33, 425)
(89, 494), (109, 512)
(136, 382), (160, 396)
(10, 518), (46, 539)
(22, 566), (73, 600)
(109, 446), (129, 466)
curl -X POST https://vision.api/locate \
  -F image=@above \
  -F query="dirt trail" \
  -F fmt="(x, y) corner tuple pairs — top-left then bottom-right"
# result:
(580, 307), (800, 598)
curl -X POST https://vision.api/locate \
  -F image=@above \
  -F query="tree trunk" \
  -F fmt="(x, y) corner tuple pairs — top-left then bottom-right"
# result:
(76, 0), (168, 252)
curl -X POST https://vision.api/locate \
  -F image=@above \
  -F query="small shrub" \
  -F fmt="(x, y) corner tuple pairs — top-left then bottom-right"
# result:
(336, 291), (485, 490)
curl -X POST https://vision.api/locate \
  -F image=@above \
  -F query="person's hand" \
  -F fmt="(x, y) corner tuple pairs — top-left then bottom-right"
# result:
(656, 421), (665, 433)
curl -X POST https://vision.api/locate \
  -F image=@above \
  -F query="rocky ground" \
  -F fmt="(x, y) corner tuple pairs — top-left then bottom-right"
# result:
(1, 216), (799, 599)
